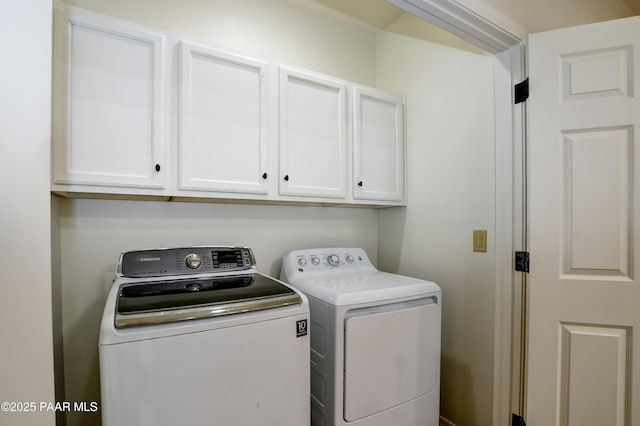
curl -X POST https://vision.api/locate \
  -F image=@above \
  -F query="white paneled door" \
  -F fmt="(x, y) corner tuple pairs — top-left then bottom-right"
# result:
(528, 16), (640, 426)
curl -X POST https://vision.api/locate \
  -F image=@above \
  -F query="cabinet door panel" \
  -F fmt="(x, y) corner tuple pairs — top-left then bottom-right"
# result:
(353, 85), (404, 202)
(179, 42), (268, 194)
(53, 7), (166, 189)
(279, 67), (347, 198)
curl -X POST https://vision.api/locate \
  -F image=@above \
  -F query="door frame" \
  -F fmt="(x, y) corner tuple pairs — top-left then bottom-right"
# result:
(387, 1), (525, 425)
(493, 45), (527, 426)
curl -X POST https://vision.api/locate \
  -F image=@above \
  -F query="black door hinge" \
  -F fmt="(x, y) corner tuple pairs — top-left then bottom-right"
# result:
(512, 413), (526, 426)
(515, 251), (530, 273)
(514, 78), (529, 104)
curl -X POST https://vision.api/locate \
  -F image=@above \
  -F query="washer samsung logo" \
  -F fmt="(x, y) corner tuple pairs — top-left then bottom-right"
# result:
(139, 257), (161, 262)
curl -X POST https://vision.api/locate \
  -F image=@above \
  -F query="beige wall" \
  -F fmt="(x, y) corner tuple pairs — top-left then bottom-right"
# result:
(61, 0), (377, 86)
(0, 1), (55, 426)
(5, 1), (632, 426)
(54, 199), (378, 426)
(53, 2), (496, 426)
(53, 1), (381, 425)
(48, 2), (640, 426)
(376, 14), (496, 426)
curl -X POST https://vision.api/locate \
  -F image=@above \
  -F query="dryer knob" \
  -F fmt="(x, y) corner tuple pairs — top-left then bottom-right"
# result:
(185, 253), (202, 270)
(328, 254), (340, 267)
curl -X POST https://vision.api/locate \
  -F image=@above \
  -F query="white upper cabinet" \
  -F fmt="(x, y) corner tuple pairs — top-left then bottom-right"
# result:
(279, 67), (348, 199)
(51, 6), (406, 206)
(352, 85), (405, 203)
(52, 7), (167, 191)
(179, 42), (269, 195)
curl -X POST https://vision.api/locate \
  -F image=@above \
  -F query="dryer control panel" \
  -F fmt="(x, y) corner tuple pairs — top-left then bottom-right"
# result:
(282, 248), (375, 279)
(117, 246), (256, 278)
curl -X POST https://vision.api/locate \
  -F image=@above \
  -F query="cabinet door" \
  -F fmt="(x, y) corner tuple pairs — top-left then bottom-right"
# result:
(279, 67), (347, 199)
(52, 7), (166, 190)
(352, 85), (404, 202)
(179, 42), (269, 194)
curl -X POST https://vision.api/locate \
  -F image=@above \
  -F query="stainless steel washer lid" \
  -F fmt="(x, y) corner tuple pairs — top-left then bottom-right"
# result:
(115, 274), (302, 328)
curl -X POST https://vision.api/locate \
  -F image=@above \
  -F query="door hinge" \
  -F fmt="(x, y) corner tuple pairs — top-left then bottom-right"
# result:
(512, 413), (526, 426)
(515, 251), (530, 273)
(514, 78), (529, 104)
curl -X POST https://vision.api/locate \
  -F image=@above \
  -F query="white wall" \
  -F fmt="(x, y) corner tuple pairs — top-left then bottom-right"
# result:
(0, 1), (55, 426)
(376, 14), (496, 426)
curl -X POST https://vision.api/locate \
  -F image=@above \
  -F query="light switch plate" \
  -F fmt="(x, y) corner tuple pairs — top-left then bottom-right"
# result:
(473, 229), (487, 252)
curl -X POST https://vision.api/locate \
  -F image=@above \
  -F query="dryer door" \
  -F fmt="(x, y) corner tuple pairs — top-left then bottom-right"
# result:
(343, 296), (440, 422)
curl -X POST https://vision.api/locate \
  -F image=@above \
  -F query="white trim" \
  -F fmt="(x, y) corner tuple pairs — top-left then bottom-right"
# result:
(492, 49), (513, 426)
(510, 43), (529, 422)
(493, 43), (526, 426)
(386, 0), (522, 54)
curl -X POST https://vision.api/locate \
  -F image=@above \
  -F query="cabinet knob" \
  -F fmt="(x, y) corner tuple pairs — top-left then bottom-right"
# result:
(284, 175), (289, 182)
(262, 173), (268, 180)
(155, 164), (161, 172)
(358, 181), (363, 187)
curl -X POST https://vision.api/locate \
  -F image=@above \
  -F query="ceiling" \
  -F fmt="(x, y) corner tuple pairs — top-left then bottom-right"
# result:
(624, 0), (640, 13)
(313, 0), (404, 29)
(313, 0), (640, 31)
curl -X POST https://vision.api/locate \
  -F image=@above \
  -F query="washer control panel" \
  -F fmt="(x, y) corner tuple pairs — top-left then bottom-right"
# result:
(118, 246), (256, 278)
(288, 248), (372, 272)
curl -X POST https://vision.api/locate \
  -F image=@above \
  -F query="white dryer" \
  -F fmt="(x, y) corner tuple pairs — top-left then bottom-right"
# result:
(281, 247), (441, 426)
(99, 246), (310, 426)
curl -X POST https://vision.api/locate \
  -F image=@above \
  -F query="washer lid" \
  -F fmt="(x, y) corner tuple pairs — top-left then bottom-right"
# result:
(115, 274), (301, 327)
(288, 270), (440, 306)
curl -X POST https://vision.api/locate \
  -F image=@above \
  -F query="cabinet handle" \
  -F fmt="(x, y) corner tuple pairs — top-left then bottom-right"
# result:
(262, 173), (268, 180)
(284, 175), (289, 182)
(155, 164), (161, 172)
(358, 181), (363, 187)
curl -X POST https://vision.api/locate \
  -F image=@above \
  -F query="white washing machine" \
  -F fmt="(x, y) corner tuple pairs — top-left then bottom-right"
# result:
(281, 247), (441, 426)
(99, 246), (310, 426)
